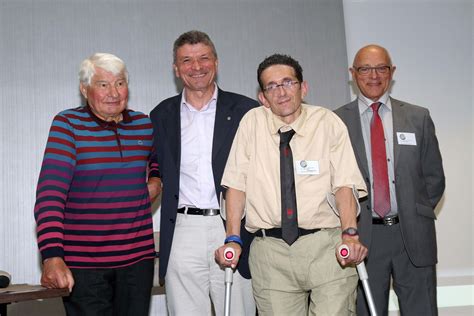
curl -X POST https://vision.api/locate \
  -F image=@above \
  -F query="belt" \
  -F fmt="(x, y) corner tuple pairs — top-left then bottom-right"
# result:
(372, 215), (399, 226)
(255, 227), (320, 239)
(177, 207), (220, 216)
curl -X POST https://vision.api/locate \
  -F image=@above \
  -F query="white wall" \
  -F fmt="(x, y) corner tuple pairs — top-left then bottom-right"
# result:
(343, 0), (473, 314)
(1, 0), (471, 314)
(0, 1), (348, 315)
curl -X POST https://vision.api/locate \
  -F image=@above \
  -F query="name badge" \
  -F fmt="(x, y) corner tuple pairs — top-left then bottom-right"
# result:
(396, 132), (417, 145)
(295, 160), (319, 175)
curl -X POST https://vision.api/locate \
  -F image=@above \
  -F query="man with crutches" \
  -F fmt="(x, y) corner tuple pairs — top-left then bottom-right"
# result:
(216, 53), (369, 315)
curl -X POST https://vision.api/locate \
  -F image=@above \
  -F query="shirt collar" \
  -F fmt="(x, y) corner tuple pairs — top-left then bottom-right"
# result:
(180, 83), (218, 112)
(358, 92), (391, 115)
(86, 105), (131, 129)
(266, 103), (308, 136)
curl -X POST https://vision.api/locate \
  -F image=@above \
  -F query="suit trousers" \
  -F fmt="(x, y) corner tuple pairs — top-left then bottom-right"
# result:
(249, 228), (358, 316)
(64, 258), (154, 316)
(357, 223), (437, 316)
(165, 213), (255, 316)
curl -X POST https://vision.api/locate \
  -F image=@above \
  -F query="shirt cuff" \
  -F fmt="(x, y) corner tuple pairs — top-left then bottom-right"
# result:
(326, 185), (361, 217)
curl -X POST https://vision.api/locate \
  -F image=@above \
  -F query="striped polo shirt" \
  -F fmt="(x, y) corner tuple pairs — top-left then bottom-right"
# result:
(34, 106), (158, 268)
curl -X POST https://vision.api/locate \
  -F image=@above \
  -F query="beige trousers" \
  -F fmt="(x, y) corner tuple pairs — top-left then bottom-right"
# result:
(249, 228), (358, 315)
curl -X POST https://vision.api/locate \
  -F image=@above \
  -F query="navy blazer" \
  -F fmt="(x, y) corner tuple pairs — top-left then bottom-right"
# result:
(335, 98), (445, 267)
(150, 88), (259, 280)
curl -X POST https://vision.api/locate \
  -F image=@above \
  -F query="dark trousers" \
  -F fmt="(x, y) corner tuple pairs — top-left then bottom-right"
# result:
(63, 258), (154, 316)
(357, 224), (437, 316)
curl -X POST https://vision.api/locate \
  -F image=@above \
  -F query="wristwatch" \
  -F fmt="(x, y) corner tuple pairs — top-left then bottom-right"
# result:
(342, 227), (359, 237)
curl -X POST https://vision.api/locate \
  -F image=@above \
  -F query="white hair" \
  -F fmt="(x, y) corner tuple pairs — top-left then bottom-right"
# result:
(79, 53), (129, 86)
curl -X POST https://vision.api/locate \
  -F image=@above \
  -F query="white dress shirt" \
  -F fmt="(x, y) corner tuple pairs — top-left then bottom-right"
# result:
(178, 85), (219, 209)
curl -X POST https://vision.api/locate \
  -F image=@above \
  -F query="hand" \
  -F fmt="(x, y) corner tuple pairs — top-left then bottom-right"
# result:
(41, 257), (74, 292)
(147, 177), (162, 203)
(215, 243), (241, 269)
(336, 236), (368, 266)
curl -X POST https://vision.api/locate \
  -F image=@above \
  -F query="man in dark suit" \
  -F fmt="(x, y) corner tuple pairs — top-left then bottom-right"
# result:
(150, 30), (257, 315)
(335, 45), (445, 315)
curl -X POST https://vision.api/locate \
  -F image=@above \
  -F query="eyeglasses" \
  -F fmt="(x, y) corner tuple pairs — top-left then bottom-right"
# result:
(263, 80), (301, 93)
(354, 65), (391, 76)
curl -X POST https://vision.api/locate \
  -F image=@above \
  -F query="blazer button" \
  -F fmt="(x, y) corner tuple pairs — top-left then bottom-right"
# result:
(170, 219), (175, 224)
(366, 205), (370, 210)
(174, 194), (178, 200)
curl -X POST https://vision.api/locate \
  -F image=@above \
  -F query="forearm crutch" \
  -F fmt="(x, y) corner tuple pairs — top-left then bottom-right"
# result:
(223, 247), (235, 316)
(338, 244), (377, 316)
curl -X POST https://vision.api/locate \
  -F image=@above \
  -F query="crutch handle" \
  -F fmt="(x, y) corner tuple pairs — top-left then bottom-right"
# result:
(337, 244), (377, 316)
(224, 247), (235, 284)
(224, 247), (235, 261)
(223, 247), (235, 316)
(338, 244), (369, 279)
(338, 244), (350, 259)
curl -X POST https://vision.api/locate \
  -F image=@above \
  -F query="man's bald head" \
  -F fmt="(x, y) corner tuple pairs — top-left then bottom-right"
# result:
(350, 44), (396, 101)
(353, 45), (393, 67)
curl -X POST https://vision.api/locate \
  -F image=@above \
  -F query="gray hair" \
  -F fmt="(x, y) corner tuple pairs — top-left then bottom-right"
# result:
(79, 53), (129, 86)
(173, 30), (217, 64)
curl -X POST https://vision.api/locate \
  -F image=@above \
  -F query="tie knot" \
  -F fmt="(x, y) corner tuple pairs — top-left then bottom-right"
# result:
(371, 102), (381, 113)
(279, 129), (295, 145)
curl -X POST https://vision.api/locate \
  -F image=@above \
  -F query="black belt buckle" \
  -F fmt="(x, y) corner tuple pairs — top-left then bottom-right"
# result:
(373, 215), (399, 226)
(177, 207), (220, 216)
(202, 209), (220, 216)
(384, 216), (397, 226)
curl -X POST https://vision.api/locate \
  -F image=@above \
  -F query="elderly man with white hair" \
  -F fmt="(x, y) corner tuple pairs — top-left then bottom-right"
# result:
(34, 53), (161, 316)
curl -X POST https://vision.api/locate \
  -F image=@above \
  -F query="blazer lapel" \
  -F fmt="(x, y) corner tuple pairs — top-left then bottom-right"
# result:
(212, 89), (234, 160)
(162, 96), (182, 170)
(391, 98), (404, 171)
(344, 100), (370, 179)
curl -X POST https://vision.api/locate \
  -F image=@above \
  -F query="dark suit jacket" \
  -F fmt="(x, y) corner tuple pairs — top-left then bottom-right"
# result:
(335, 98), (445, 267)
(150, 88), (258, 280)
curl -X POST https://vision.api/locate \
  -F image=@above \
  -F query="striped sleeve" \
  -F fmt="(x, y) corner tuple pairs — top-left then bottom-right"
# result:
(148, 152), (160, 179)
(34, 114), (76, 261)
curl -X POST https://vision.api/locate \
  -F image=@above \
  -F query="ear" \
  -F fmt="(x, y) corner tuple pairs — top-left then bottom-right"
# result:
(258, 91), (270, 108)
(80, 83), (88, 99)
(173, 64), (180, 78)
(390, 65), (396, 76)
(349, 67), (356, 79)
(300, 81), (308, 98)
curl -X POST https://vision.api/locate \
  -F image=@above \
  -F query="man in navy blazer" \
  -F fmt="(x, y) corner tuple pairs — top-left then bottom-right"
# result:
(335, 45), (445, 315)
(150, 30), (257, 315)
